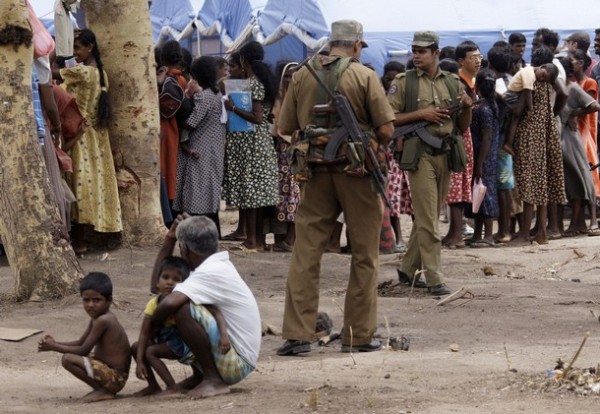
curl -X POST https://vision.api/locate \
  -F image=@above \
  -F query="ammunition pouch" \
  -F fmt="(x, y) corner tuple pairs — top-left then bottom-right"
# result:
(394, 134), (424, 171)
(444, 133), (467, 172)
(287, 130), (311, 181)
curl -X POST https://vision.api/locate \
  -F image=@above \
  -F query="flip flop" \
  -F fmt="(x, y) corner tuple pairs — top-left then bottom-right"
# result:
(442, 241), (465, 250)
(221, 233), (246, 241)
(587, 227), (600, 237)
(562, 230), (580, 238)
(228, 244), (257, 253)
(470, 239), (495, 248)
(393, 243), (407, 254)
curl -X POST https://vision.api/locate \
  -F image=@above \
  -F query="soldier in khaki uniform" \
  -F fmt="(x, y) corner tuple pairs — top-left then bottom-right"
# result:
(387, 31), (473, 296)
(276, 20), (395, 356)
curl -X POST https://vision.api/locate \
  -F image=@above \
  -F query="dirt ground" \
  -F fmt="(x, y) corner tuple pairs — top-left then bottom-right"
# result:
(2, 211), (600, 414)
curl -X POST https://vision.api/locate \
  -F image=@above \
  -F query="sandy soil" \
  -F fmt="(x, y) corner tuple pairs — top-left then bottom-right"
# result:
(1, 212), (600, 413)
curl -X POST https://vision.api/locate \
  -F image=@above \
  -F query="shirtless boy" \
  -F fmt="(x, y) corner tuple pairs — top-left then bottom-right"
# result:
(38, 272), (131, 403)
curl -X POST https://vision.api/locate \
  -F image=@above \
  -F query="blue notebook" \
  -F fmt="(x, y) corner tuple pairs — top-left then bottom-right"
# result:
(228, 91), (255, 132)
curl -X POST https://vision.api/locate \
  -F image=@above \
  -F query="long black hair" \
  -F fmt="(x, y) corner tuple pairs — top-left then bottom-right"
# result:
(475, 69), (498, 119)
(238, 41), (277, 106)
(76, 29), (110, 128)
(190, 56), (219, 94)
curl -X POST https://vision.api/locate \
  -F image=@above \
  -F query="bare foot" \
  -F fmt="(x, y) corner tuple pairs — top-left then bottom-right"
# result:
(156, 388), (185, 399)
(507, 236), (530, 247)
(177, 374), (203, 391)
(493, 233), (511, 243)
(532, 235), (548, 245)
(502, 143), (515, 157)
(133, 385), (162, 397)
(81, 389), (115, 403)
(188, 380), (230, 399)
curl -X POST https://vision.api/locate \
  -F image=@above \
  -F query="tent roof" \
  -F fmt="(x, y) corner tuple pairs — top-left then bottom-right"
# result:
(258, 0), (600, 73)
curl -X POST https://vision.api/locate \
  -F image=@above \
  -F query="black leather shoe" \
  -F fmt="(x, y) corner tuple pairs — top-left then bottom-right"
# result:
(396, 269), (427, 288)
(341, 339), (382, 353)
(277, 340), (311, 356)
(429, 283), (452, 296)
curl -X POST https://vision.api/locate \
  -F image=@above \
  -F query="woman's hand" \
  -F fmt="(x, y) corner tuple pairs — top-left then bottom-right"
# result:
(185, 80), (201, 98)
(223, 97), (234, 112)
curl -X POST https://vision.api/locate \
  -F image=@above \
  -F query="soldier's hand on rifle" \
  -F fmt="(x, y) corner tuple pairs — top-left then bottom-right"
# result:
(420, 107), (450, 125)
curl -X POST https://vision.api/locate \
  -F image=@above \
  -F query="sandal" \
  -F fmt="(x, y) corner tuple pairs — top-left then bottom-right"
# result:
(470, 239), (495, 248)
(562, 229), (581, 238)
(221, 232), (246, 241)
(442, 241), (465, 250)
(393, 243), (407, 254)
(587, 227), (600, 237)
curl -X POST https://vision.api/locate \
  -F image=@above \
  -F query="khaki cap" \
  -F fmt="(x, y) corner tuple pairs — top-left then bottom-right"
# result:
(330, 19), (368, 48)
(412, 31), (440, 48)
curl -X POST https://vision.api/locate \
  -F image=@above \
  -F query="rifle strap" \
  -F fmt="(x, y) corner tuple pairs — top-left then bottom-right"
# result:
(404, 69), (460, 112)
(310, 56), (354, 129)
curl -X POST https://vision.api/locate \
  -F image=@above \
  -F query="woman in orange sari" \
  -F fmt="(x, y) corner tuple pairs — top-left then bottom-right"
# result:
(572, 49), (600, 203)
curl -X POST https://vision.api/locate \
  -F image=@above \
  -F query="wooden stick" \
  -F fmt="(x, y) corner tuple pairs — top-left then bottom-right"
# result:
(408, 269), (426, 305)
(563, 332), (590, 375)
(436, 287), (474, 306)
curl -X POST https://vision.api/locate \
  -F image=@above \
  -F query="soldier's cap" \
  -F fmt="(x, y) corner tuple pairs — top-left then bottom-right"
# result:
(412, 31), (440, 48)
(330, 19), (368, 48)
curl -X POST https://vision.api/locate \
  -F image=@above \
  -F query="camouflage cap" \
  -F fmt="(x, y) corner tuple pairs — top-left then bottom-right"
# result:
(412, 31), (440, 48)
(330, 19), (368, 48)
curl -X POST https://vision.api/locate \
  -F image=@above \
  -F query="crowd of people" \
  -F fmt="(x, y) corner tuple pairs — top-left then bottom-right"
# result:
(22, 3), (600, 400)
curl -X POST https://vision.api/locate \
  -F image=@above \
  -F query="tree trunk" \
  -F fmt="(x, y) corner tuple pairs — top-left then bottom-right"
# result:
(83, 0), (165, 246)
(0, 1), (82, 301)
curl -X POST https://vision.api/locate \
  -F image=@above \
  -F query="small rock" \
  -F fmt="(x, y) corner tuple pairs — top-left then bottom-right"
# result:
(571, 278), (581, 283)
(450, 343), (460, 352)
(389, 336), (410, 351)
(482, 266), (496, 276)
(384, 373), (391, 379)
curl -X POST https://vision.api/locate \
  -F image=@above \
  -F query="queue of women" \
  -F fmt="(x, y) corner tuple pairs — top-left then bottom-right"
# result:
(29, 20), (600, 257)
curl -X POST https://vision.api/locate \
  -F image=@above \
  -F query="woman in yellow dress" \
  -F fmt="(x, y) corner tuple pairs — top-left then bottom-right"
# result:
(60, 29), (122, 253)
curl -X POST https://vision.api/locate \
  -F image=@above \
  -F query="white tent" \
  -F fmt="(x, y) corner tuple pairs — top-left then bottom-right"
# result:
(29, 0), (81, 35)
(45, 0), (596, 74)
(257, 0), (600, 73)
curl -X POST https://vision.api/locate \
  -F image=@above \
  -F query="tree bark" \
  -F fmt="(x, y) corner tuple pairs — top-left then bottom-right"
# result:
(83, 0), (165, 246)
(0, 0), (82, 301)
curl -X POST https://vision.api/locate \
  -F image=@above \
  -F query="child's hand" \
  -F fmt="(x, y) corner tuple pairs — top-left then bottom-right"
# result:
(38, 335), (55, 352)
(219, 335), (231, 354)
(190, 150), (200, 159)
(136, 363), (148, 380)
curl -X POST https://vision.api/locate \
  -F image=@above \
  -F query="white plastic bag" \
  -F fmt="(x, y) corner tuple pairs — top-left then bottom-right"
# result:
(472, 178), (487, 214)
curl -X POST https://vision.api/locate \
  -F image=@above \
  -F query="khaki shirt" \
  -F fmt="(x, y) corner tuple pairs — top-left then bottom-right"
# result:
(278, 54), (395, 140)
(387, 68), (463, 138)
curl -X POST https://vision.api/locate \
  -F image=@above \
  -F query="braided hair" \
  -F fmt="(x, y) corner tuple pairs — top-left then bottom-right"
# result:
(238, 41), (277, 106)
(76, 29), (110, 128)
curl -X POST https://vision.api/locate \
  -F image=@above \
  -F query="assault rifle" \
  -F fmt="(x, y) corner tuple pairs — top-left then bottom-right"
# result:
(303, 61), (392, 209)
(391, 100), (482, 149)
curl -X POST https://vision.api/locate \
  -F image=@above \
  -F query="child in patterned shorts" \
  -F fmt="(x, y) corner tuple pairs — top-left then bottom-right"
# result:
(38, 272), (131, 403)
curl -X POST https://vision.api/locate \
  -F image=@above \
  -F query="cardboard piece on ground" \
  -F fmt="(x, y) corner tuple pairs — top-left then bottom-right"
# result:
(0, 327), (43, 342)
